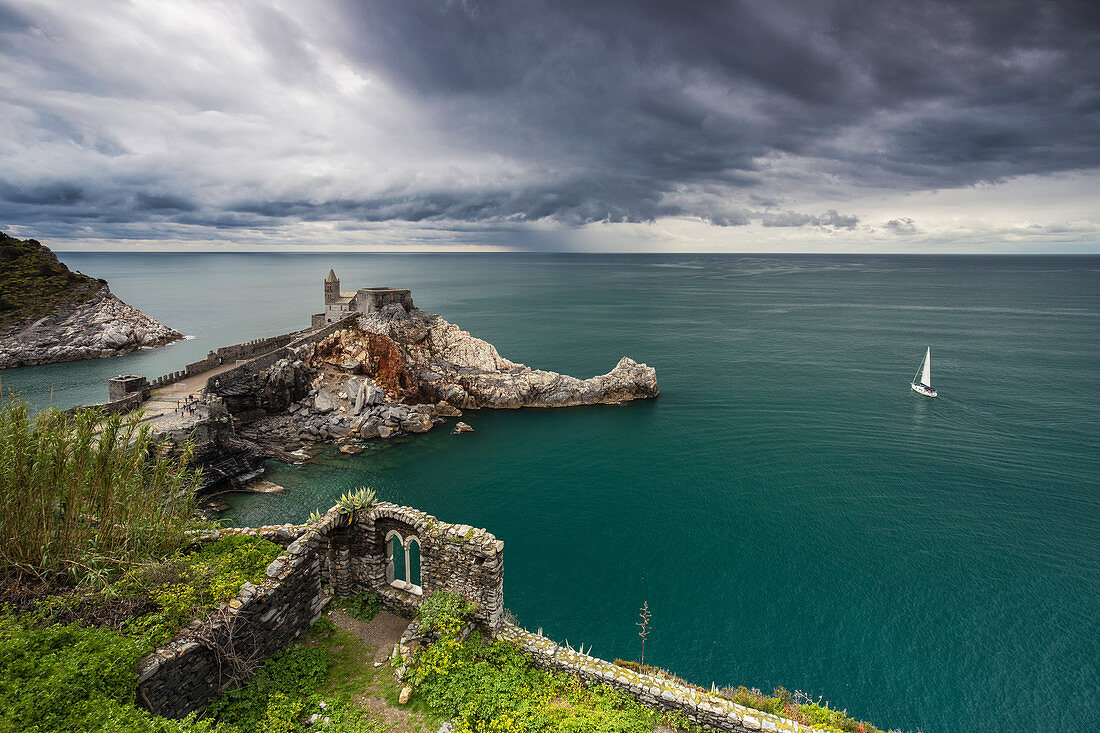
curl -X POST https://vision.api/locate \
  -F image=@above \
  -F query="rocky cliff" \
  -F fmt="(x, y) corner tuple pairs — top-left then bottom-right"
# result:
(0, 232), (182, 369)
(0, 285), (183, 369)
(315, 304), (659, 409)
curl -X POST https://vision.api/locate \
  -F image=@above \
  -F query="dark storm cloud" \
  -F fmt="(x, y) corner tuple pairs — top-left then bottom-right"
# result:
(1, 182), (84, 206)
(0, 0), (1097, 241)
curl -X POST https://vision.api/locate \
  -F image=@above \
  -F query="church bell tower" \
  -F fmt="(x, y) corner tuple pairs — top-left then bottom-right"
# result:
(324, 268), (340, 304)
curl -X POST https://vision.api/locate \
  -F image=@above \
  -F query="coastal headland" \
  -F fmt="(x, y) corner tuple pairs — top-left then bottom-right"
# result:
(0, 232), (182, 369)
(93, 271), (657, 499)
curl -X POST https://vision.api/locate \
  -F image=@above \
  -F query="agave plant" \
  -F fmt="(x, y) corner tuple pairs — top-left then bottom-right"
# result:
(335, 487), (376, 515)
(308, 510), (324, 524)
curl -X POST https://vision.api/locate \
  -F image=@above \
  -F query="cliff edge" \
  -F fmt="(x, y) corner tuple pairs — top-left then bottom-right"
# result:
(0, 232), (182, 369)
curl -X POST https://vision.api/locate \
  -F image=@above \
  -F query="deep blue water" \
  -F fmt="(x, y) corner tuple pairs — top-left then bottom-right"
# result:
(4, 253), (1098, 732)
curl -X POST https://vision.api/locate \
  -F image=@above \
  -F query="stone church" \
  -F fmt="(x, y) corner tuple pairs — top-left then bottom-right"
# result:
(317, 269), (414, 325)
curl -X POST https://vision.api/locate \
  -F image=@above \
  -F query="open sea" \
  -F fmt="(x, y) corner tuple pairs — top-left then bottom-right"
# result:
(3, 253), (1098, 732)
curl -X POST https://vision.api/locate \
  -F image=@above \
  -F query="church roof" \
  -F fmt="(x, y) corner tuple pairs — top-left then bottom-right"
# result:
(326, 269), (338, 282)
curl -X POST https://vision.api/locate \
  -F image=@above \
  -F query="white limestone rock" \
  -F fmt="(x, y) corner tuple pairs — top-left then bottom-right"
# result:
(0, 286), (181, 369)
(356, 307), (659, 409)
(313, 389), (337, 413)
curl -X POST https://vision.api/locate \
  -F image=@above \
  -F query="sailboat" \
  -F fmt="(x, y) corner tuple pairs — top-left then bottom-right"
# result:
(910, 347), (938, 397)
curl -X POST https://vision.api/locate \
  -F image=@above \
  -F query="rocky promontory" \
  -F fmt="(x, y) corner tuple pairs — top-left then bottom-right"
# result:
(0, 232), (182, 369)
(324, 304), (660, 409)
(219, 303), (657, 460)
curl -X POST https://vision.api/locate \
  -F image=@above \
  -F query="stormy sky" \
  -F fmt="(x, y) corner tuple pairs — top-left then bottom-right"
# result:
(1, 0), (1098, 251)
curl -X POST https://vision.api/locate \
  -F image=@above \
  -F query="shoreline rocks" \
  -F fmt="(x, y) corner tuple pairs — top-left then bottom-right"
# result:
(0, 285), (182, 369)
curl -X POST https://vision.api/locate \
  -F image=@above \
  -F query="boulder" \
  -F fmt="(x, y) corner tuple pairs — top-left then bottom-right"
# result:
(401, 413), (434, 434)
(313, 389), (337, 413)
(433, 400), (463, 418)
(339, 444), (364, 455)
(453, 421), (475, 434)
(377, 425), (396, 439)
(346, 377), (361, 402)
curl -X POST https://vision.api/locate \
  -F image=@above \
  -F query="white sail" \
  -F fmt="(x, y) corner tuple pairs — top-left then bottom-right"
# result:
(920, 347), (932, 386)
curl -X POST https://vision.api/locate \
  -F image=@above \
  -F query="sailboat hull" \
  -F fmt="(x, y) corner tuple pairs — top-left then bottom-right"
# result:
(910, 382), (937, 397)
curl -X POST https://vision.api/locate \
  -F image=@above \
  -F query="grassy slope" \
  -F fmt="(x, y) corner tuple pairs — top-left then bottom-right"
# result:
(0, 230), (104, 330)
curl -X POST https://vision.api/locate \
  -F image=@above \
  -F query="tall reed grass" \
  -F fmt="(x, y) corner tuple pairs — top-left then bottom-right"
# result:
(0, 397), (200, 582)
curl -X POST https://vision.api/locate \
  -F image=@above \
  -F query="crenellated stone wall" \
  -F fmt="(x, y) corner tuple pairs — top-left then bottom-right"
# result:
(149, 331), (308, 389)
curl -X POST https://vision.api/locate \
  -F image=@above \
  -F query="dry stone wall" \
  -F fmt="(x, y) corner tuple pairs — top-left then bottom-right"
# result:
(497, 624), (827, 733)
(136, 531), (325, 718)
(136, 501), (503, 718)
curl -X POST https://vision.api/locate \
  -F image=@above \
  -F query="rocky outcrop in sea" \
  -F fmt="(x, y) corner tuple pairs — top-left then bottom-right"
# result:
(0, 285), (182, 369)
(226, 303), (657, 457)
(320, 304), (660, 409)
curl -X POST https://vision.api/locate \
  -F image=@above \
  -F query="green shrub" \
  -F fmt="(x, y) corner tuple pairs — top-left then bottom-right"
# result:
(0, 613), (212, 732)
(338, 591), (382, 623)
(415, 590), (476, 635)
(411, 631), (667, 733)
(111, 534), (282, 651)
(0, 398), (201, 583)
(206, 645), (331, 732)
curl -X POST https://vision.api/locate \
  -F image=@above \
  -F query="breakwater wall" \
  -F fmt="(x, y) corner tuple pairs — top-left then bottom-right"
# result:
(137, 501), (503, 718)
(150, 331), (308, 389)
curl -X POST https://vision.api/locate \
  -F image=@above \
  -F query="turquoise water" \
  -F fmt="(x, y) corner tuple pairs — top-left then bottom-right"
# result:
(5, 254), (1099, 732)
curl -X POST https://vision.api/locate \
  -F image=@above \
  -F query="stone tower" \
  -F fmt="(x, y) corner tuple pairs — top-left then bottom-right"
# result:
(324, 269), (340, 304)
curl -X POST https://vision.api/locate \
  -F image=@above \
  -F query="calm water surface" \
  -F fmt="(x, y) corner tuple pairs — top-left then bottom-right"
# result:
(5, 254), (1098, 732)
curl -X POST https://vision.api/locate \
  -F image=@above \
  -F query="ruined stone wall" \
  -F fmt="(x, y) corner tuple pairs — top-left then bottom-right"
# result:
(136, 501), (502, 717)
(316, 502), (504, 631)
(137, 530), (325, 718)
(497, 624), (826, 733)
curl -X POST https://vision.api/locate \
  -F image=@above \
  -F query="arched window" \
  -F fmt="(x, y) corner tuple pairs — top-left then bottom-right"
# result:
(385, 530), (422, 595)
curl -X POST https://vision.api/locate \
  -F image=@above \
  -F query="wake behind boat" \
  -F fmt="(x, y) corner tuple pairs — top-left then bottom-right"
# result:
(911, 346), (938, 397)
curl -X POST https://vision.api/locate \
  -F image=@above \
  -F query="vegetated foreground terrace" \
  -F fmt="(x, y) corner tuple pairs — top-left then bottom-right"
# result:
(0, 397), (895, 733)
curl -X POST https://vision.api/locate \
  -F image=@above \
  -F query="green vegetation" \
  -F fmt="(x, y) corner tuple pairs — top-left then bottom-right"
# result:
(717, 686), (886, 733)
(110, 533), (283, 652)
(415, 589), (475, 635)
(0, 230), (102, 329)
(336, 590), (384, 623)
(1, 532), (283, 732)
(0, 397), (200, 583)
(0, 613), (212, 733)
(205, 619), (415, 733)
(409, 592), (695, 733)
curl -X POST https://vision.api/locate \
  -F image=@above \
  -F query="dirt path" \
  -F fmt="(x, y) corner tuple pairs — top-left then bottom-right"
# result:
(325, 609), (440, 733)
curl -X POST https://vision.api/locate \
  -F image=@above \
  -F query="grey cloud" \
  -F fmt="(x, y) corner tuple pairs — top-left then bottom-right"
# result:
(885, 217), (919, 235)
(134, 193), (197, 212)
(761, 209), (859, 229)
(2, 183), (84, 206)
(0, 0), (1097, 241)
